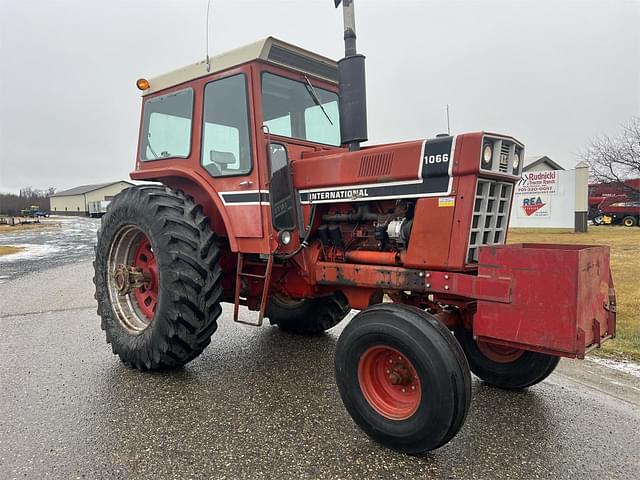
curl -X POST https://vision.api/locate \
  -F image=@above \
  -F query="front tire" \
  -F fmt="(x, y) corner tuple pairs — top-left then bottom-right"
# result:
(266, 292), (350, 334)
(622, 216), (637, 227)
(454, 328), (560, 389)
(94, 186), (223, 370)
(335, 304), (471, 454)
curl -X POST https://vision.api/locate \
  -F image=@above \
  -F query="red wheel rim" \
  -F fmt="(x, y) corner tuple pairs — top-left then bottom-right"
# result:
(477, 341), (524, 363)
(357, 346), (422, 420)
(132, 235), (158, 320)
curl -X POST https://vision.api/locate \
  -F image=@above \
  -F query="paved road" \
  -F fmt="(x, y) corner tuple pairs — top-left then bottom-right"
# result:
(1, 262), (639, 479)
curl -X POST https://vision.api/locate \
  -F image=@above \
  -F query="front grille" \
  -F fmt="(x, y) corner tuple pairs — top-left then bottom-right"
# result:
(499, 143), (511, 173)
(467, 179), (513, 263)
(481, 136), (523, 176)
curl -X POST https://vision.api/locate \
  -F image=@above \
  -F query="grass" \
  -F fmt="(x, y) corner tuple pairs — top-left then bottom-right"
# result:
(0, 222), (58, 233)
(0, 245), (25, 256)
(507, 226), (640, 361)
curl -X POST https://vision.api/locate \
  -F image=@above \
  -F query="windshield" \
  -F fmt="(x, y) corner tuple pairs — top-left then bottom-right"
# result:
(261, 72), (340, 146)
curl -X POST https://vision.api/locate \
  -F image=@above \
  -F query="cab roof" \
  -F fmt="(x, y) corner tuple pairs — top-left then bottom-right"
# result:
(142, 37), (338, 96)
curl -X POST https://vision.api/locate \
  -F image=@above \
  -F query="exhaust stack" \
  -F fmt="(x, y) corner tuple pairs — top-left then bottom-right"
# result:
(335, 0), (368, 151)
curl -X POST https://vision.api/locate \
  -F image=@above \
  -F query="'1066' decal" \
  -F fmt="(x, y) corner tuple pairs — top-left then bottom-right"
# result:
(425, 153), (449, 164)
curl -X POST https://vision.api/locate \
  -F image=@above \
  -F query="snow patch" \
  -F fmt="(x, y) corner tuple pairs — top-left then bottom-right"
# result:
(587, 357), (640, 378)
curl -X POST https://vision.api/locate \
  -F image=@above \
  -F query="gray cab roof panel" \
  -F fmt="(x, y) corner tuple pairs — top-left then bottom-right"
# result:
(143, 37), (338, 96)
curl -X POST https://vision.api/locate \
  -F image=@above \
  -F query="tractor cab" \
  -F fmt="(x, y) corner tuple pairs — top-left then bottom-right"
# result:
(132, 37), (346, 254)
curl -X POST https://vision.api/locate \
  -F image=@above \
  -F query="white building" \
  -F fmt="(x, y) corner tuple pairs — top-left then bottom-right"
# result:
(49, 181), (134, 215)
(523, 155), (565, 172)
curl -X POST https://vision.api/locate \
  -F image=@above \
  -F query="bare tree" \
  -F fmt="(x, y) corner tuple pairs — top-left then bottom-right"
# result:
(0, 188), (53, 215)
(582, 117), (640, 195)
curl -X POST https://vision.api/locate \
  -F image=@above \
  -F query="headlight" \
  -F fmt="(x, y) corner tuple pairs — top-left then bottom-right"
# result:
(279, 230), (292, 245)
(482, 143), (493, 168)
(513, 151), (520, 171)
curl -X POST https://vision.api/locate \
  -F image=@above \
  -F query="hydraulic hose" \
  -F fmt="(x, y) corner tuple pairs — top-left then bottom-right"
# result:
(275, 204), (318, 260)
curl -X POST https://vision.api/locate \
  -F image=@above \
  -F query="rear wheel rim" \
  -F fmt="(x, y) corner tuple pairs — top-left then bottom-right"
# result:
(358, 346), (421, 420)
(477, 341), (524, 363)
(107, 225), (159, 333)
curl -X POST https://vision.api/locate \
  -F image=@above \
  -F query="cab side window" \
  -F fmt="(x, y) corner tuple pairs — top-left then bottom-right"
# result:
(139, 88), (193, 161)
(201, 74), (253, 177)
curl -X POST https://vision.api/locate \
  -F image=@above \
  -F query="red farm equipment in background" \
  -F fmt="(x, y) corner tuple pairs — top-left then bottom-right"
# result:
(589, 178), (640, 226)
(93, 0), (616, 454)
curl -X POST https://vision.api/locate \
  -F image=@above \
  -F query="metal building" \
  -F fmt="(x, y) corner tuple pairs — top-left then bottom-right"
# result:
(49, 181), (134, 216)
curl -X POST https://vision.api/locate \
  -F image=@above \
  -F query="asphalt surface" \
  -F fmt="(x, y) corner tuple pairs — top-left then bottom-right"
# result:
(1, 261), (639, 480)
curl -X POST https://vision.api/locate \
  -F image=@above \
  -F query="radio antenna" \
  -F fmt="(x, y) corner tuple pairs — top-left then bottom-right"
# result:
(205, 0), (212, 72)
(446, 104), (451, 135)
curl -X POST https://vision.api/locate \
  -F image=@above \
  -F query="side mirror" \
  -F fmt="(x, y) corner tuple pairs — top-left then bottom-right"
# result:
(269, 143), (288, 173)
(267, 143), (297, 232)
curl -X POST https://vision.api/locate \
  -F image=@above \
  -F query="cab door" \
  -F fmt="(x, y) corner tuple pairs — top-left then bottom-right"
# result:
(200, 71), (264, 240)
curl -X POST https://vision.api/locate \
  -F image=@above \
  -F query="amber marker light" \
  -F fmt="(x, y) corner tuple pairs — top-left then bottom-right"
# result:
(136, 78), (150, 91)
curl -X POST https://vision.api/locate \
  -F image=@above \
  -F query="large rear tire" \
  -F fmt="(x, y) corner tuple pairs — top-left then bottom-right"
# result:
(94, 186), (223, 370)
(335, 304), (471, 454)
(454, 328), (560, 389)
(266, 292), (350, 335)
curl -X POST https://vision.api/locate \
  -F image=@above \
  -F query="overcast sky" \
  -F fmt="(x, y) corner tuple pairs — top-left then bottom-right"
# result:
(0, 0), (638, 193)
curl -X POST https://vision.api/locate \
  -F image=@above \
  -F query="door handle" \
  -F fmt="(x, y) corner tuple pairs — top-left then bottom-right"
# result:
(239, 180), (253, 187)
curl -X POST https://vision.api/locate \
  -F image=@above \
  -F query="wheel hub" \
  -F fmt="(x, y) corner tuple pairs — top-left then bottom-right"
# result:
(358, 346), (421, 420)
(107, 226), (159, 332)
(113, 264), (152, 295)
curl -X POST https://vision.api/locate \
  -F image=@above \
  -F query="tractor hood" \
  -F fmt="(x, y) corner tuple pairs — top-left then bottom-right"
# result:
(293, 136), (455, 204)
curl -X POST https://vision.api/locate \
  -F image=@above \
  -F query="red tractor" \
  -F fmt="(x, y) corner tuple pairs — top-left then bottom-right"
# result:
(94, 1), (616, 454)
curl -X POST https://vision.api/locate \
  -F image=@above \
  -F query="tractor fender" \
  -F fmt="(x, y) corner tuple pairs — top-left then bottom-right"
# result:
(130, 166), (239, 251)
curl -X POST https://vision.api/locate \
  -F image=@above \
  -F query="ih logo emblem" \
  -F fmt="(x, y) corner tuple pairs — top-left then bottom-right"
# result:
(521, 196), (546, 216)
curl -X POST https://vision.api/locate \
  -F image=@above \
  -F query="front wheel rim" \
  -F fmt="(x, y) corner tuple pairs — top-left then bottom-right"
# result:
(107, 225), (159, 333)
(358, 346), (422, 420)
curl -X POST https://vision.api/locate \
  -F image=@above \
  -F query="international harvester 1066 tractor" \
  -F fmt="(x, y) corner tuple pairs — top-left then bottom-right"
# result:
(94, 1), (616, 454)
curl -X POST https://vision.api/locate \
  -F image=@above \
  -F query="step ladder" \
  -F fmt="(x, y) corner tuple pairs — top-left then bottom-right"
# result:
(233, 253), (274, 326)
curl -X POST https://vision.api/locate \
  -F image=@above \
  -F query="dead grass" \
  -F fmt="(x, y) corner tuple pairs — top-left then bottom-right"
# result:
(0, 222), (58, 233)
(508, 226), (640, 361)
(0, 245), (25, 256)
